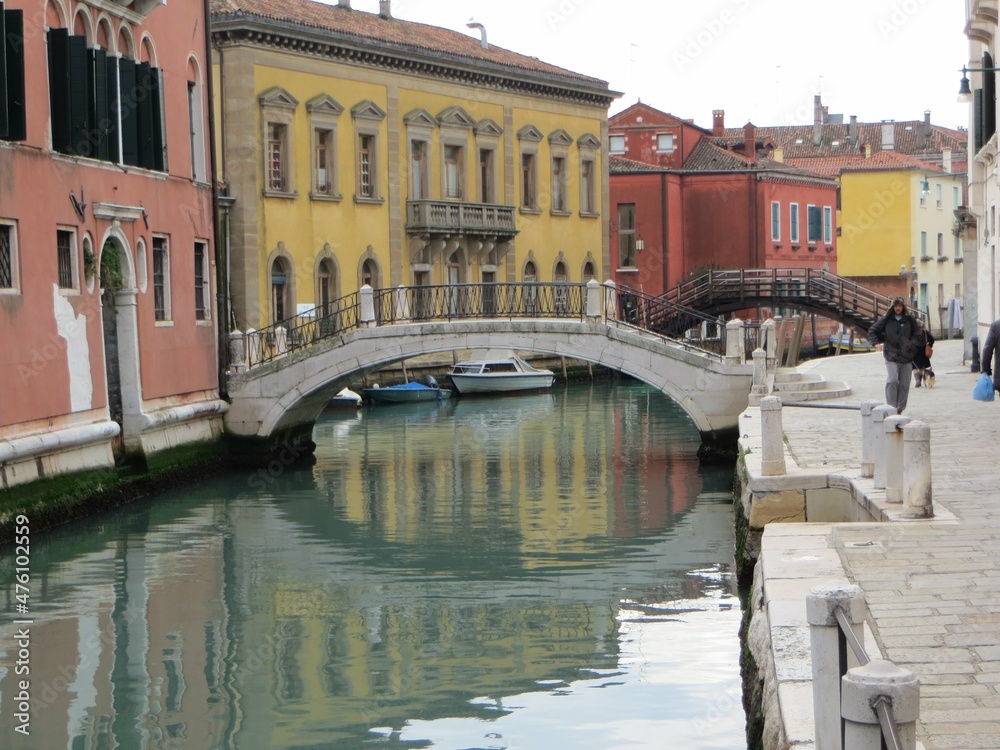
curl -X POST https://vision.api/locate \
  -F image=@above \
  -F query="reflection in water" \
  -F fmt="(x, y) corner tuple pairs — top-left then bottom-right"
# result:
(0, 380), (744, 749)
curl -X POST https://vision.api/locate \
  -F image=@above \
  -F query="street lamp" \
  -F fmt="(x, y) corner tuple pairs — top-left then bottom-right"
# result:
(958, 65), (1000, 102)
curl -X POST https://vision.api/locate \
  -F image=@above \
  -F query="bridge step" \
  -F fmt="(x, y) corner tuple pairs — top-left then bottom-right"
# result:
(774, 383), (853, 402)
(772, 369), (852, 401)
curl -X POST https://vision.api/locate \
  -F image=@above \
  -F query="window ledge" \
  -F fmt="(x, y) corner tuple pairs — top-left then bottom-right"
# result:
(579, 211), (600, 219)
(519, 207), (542, 216)
(955, 257), (964, 263)
(615, 267), (639, 273)
(790, 245), (801, 251)
(807, 245), (817, 252)
(549, 209), (572, 217)
(354, 195), (385, 205)
(263, 189), (298, 200)
(154, 320), (175, 327)
(920, 256), (932, 262)
(310, 192), (343, 202)
(58, 287), (80, 296)
(0, 289), (21, 296)
(825, 245), (834, 252)
(937, 256), (949, 262)
(196, 319), (213, 326)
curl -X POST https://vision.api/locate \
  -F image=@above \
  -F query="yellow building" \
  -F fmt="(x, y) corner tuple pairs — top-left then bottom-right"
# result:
(210, 0), (616, 331)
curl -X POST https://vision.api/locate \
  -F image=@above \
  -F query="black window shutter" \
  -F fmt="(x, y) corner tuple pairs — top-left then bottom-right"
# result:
(106, 56), (119, 163)
(150, 67), (164, 171)
(985, 54), (997, 145)
(67, 35), (90, 156)
(118, 58), (138, 166)
(89, 48), (109, 160)
(1, 8), (26, 141)
(975, 89), (984, 154)
(48, 28), (71, 154)
(135, 62), (154, 169)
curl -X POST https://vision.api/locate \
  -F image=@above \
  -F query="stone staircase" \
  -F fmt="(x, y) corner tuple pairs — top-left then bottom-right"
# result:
(770, 368), (852, 402)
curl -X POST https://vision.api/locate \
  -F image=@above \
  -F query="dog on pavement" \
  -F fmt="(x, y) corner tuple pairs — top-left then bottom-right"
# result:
(923, 369), (936, 388)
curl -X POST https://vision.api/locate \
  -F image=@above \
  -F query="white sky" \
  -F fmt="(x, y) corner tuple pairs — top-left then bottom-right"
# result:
(331, 0), (971, 133)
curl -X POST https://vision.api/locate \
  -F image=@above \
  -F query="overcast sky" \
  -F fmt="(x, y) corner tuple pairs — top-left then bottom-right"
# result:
(332, 0), (971, 132)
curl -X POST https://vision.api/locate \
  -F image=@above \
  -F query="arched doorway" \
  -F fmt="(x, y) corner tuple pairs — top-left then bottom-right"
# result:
(271, 257), (291, 323)
(524, 260), (538, 314)
(554, 260), (568, 315)
(362, 258), (378, 290)
(317, 256), (338, 334)
(446, 250), (463, 316)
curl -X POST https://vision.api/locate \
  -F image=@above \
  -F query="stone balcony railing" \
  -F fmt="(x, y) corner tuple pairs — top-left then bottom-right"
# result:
(405, 199), (518, 238)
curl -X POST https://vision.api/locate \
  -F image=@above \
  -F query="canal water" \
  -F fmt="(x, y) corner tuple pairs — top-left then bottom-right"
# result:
(1, 380), (745, 750)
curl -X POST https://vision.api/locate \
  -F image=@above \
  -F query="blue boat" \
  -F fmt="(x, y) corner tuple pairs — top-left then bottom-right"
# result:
(363, 377), (452, 404)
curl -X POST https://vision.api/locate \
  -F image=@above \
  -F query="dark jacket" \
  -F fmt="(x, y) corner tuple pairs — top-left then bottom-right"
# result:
(912, 327), (935, 369)
(869, 309), (922, 364)
(982, 319), (1000, 389)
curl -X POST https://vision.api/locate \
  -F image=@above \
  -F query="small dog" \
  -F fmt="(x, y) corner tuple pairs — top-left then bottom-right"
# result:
(923, 369), (936, 388)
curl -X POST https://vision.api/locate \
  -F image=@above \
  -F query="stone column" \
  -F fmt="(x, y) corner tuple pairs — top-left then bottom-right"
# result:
(586, 279), (601, 320)
(360, 284), (376, 328)
(871, 405), (896, 490)
(842, 660), (919, 750)
(725, 318), (744, 365)
(749, 348), (767, 405)
(602, 280), (618, 321)
(884, 414), (911, 504)
(760, 396), (786, 476)
(228, 329), (246, 374)
(859, 400), (881, 478)
(902, 421), (933, 518)
(807, 583), (867, 750)
(393, 285), (410, 321)
(761, 318), (777, 370)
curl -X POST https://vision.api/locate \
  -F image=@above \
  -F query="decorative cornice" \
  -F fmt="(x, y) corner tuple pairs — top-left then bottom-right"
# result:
(474, 118), (503, 137)
(93, 202), (144, 222)
(403, 108), (437, 128)
(306, 93), (343, 117)
(351, 100), (386, 121)
(437, 105), (476, 129)
(577, 132), (601, 150)
(517, 124), (543, 142)
(548, 129), (574, 147)
(259, 86), (299, 110)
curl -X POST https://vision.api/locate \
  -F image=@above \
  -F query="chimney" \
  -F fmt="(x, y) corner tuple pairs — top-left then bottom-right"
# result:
(922, 109), (932, 148)
(379, 0), (391, 18)
(848, 115), (858, 146)
(943, 147), (953, 173)
(713, 109), (725, 136)
(813, 94), (823, 146)
(881, 120), (895, 150)
(338, 0), (350, 7)
(864, 143), (872, 158)
(773, 147), (784, 163)
(744, 121), (756, 162)
(466, 20), (488, 50)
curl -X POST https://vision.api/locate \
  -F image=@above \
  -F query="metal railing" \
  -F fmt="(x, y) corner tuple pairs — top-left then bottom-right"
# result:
(238, 282), (737, 370)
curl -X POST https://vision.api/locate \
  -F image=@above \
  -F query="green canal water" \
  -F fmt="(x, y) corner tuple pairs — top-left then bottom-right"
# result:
(1, 380), (745, 749)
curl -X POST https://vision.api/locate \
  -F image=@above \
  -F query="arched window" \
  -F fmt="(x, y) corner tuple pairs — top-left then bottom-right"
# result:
(362, 258), (378, 289)
(554, 261), (568, 315)
(524, 260), (538, 314)
(317, 257), (336, 316)
(583, 261), (596, 282)
(271, 257), (290, 323)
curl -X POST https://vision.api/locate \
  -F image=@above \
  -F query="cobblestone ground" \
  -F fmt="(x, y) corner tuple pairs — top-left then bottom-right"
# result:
(782, 339), (1000, 749)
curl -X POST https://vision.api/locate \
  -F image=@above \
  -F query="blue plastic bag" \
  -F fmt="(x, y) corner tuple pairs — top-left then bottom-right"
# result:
(974, 372), (995, 401)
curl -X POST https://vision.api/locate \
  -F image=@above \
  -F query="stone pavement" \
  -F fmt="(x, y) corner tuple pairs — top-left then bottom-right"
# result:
(776, 339), (1000, 750)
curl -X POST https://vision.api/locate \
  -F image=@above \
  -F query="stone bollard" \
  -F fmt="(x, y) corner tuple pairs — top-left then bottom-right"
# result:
(807, 583), (867, 750)
(393, 285), (410, 321)
(586, 279), (601, 319)
(902, 421), (933, 518)
(274, 325), (288, 355)
(724, 318), (744, 365)
(883, 415), (911, 504)
(228, 329), (246, 373)
(246, 328), (261, 368)
(842, 659), (919, 750)
(760, 396), (786, 476)
(761, 318), (777, 370)
(749, 348), (767, 405)
(360, 284), (376, 327)
(871, 405), (896, 490)
(859, 400), (882, 478)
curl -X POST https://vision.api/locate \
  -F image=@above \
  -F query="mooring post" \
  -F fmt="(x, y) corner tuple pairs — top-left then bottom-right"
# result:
(883, 415), (911, 504)
(871, 405), (896, 490)
(760, 396), (786, 476)
(842, 660), (919, 750)
(902, 421), (933, 518)
(859, 400), (881, 478)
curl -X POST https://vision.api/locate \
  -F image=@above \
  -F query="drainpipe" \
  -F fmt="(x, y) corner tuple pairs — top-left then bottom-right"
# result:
(660, 172), (668, 293)
(205, 0), (228, 397)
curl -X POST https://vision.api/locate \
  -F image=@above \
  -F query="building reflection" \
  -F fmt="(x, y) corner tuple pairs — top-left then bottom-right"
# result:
(0, 381), (734, 749)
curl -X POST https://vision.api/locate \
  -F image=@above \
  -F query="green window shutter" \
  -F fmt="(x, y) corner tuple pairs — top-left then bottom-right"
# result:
(985, 54), (997, 145)
(1, 8), (27, 141)
(89, 48), (109, 160)
(48, 28), (71, 153)
(135, 62), (156, 169)
(106, 56), (120, 163)
(808, 206), (821, 242)
(150, 67), (165, 171)
(68, 35), (90, 156)
(118, 58), (138, 166)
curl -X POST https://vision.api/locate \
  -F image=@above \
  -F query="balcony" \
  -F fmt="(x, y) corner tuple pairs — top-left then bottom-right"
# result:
(406, 200), (518, 240)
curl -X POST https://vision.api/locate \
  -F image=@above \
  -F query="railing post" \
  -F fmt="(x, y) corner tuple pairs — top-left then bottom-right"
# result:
(586, 279), (601, 320)
(842, 660), (919, 750)
(760, 396), (786, 476)
(807, 583), (867, 750)
(245, 328), (261, 368)
(602, 280), (618, 322)
(883, 415), (911, 504)
(724, 318), (743, 364)
(274, 326), (287, 355)
(902, 421), (933, 518)
(859, 400), (881, 478)
(228, 329), (246, 374)
(871, 405), (896, 490)
(761, 318), (777, 370)
(393, 285), (410, 321)
(360, 284), (376, 328)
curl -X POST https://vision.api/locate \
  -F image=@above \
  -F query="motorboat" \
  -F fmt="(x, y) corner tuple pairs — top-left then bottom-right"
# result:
(326, 387), (362, 409)
(447, 350), (555, 394)
(363, 376), (452, 404)
(816, 333), (874, 356)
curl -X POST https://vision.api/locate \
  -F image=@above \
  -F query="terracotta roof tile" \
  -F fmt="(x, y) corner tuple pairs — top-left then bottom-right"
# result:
(609, 155), (669, 174)
(210, 0), (608, 87)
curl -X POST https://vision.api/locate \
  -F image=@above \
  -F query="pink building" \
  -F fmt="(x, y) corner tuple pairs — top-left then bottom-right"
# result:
(0, 0), (224, 488)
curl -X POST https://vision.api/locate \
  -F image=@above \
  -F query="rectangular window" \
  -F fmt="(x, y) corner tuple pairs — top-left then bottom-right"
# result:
(770, 202), (781, 241)
(609, 134), (625, 153)
(954, 186), (960, 209)
(194, 241), (209, 321)
(656, 133), (674, 151)
(936, 183), (942, 209)
(580, 159), (595, 214)
(807, 205), (821, 243)
(823, 206), (833, 243)
(955, 235), (962, 260)
(152, 236), (169, 321)
(920, 231), (928, 258)
(0, 5), (26, 141)
(0, 221), (15, 290)
(188, 80), (205, 181)
(937, 233), (944, 257)
(444, 144), (463, 199)
(551, 156), (566, 212)
(267, 123), (286, 191)
(521, 152), (537, 210)
(410, 139), (427, 200)
(57, 229), (75, 290)
(479, 148), (494, 203)
(618, 204), (636, 268)
(789, 203), (799, 242)
(358, 134), (375, 198)
(314, 128), (333, 195)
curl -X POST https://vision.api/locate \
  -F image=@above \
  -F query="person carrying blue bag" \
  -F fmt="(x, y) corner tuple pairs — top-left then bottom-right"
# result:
(980, 318), (1000, 399)
(868, 297), (923, 414)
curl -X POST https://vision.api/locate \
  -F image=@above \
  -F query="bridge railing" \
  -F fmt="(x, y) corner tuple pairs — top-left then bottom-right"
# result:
(236, 281), (734, 370)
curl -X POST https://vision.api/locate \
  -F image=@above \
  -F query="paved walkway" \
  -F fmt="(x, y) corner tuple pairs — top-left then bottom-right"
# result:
(778, 339), (1000, 749)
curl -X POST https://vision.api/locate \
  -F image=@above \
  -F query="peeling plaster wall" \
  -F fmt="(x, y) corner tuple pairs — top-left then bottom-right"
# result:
(53, 284), (92, 413)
